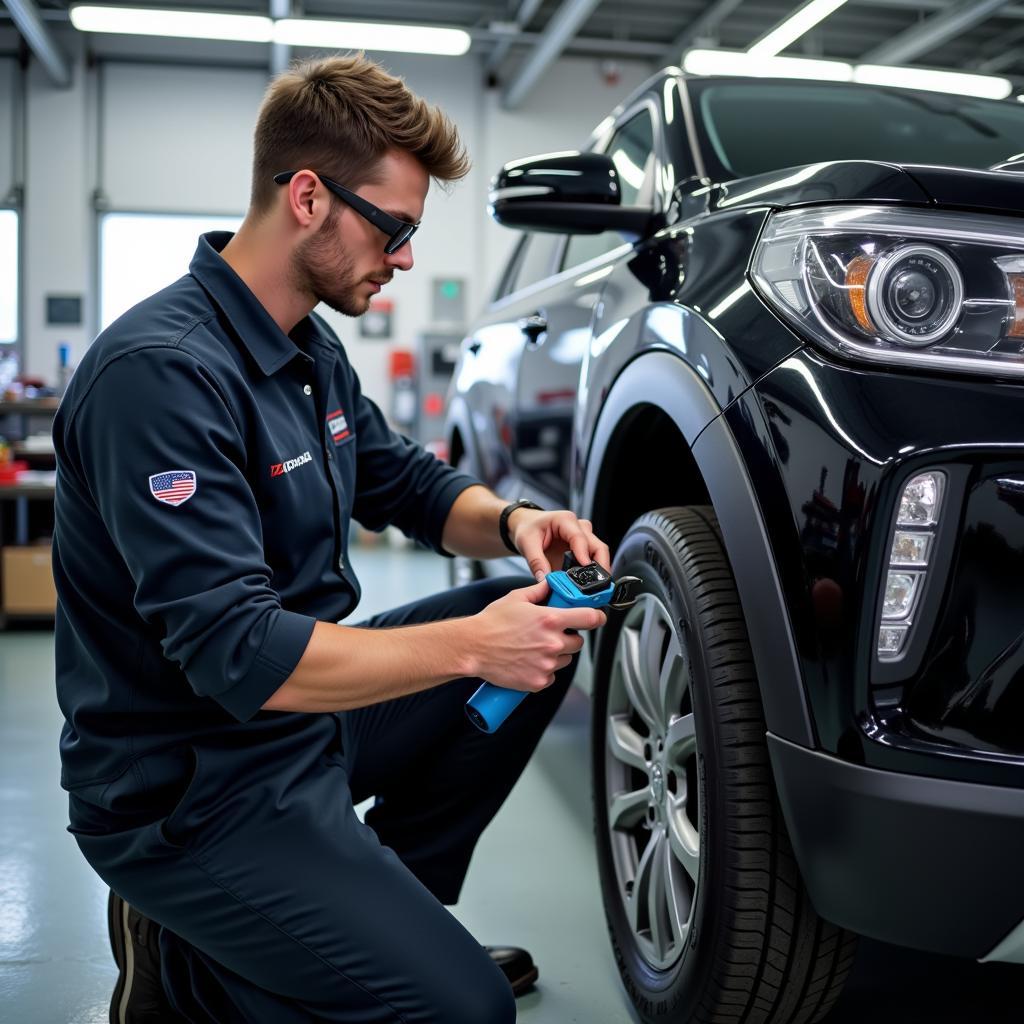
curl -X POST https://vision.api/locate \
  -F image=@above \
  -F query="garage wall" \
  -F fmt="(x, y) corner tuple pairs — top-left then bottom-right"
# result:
(8, 43), (653, 398)
(0, 58), (15, 201)
(23, 36), (93, 385)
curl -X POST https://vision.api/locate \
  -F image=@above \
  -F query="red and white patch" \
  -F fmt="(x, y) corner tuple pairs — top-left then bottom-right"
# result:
(270, 450), (312, 478)
(326, 408), (350, 445)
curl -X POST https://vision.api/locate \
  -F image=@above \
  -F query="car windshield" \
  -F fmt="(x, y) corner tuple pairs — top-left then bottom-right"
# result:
(691, 79), (1024, 179)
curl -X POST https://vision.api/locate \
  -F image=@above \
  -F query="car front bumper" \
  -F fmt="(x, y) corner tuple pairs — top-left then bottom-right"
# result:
(768, 732), (1024, 959)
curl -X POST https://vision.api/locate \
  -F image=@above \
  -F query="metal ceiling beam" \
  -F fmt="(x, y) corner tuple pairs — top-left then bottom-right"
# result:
(485, 0), (545, 73)
(269, 0), (289, 76)
(861, 0), (1013, 64)
(658, 0), (746, 67)
(2, 0), (70, 86)
(502, 0), (602, 109)
(978, 46), (1024, 73)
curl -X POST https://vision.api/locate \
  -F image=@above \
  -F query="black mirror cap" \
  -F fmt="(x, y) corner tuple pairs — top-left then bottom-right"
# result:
(489, 150), (622, 206)
(488, 150), (660, 238)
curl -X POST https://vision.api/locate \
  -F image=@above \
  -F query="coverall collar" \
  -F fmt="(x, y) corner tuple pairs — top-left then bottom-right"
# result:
(189, 231), (332, 376)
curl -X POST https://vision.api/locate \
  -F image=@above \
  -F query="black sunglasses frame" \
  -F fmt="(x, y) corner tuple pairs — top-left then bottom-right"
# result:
(274, 170), (419, 255)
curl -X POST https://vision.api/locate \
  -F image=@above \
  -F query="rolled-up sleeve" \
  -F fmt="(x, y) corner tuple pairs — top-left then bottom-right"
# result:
(348, 366), (481, 556)
(63, 347), (316, 721)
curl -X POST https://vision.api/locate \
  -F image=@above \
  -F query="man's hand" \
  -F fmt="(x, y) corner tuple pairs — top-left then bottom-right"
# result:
(509, 507), (612, 581)
(466, 579), (606, 692)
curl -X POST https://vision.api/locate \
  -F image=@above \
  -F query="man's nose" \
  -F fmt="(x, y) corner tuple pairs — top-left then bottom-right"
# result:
(386, 242), (414, 272)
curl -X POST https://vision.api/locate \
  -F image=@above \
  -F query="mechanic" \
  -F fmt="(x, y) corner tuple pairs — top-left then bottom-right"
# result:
(53, 54), (611, 1023)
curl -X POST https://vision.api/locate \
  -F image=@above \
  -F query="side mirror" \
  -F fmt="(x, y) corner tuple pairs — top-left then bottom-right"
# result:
(488, 150), (660, 238)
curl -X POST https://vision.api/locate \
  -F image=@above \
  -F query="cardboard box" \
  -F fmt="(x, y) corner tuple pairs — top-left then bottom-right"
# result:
(2, 545), (56, 615)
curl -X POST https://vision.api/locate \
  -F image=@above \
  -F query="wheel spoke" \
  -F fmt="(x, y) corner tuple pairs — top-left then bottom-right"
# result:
(646, 832), (671, 960)
(660, 831), (689, 951)
(667, 808), (700, 884)
(655, 637), (687, 726)
(665, 713), (697, 766)
(607, 714), (646, 771)
(617, 623), (660, 733)
(627, 830), (657, 937)
(638, 603), (668, 707)
(608, 786), (650, 832)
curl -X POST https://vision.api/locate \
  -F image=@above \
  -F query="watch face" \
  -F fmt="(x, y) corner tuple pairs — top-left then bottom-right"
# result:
(567, 562), (610, 594)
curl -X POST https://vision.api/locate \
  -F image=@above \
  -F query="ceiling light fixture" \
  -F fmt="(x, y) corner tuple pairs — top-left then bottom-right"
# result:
(683, 49), (853, 82)
(272, 18), (470, 55)
(853, 63), (1012, 100)
(683, 48), (1013, 100)
(70, 5), (272, 42)
(747, 0), (849, 58)
(69, 6), (472, 56)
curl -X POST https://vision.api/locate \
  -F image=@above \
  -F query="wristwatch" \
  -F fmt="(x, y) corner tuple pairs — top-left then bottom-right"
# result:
(499, 499), (542, 554)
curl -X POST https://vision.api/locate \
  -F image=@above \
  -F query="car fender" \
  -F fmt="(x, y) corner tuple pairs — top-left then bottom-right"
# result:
(582, 349), (815, 748)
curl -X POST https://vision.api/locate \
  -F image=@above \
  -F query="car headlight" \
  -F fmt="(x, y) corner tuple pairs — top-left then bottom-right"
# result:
(751, 205), (1024, 377)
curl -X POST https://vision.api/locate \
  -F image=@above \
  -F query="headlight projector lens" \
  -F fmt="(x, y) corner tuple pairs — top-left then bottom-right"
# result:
(867, 245), (963, 346)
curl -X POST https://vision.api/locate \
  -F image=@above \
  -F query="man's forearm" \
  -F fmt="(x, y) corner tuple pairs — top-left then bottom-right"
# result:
(263, 617), (479, 713)
(441, 484), (527, 559)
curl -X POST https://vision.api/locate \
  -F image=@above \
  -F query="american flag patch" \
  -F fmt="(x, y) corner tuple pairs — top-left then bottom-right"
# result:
(326, 408), (350, 444)
(149, 470), (197, 506)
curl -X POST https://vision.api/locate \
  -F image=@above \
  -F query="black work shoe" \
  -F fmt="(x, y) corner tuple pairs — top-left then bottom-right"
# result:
(485, 945), (538, 997)
(108, 889), (174, 1023)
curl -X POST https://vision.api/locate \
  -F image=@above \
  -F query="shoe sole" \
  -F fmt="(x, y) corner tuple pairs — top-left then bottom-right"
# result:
(108, 891), (135, 1024)
(510, 964), (539, 997)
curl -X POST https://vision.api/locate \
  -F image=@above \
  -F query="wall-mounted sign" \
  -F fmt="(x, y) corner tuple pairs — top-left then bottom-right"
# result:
(359, 297), (393, 339)
(46, 295), (83, 326)
(431, 277), (465, 324)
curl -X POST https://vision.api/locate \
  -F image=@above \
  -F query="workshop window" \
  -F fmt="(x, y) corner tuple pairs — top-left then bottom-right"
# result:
(0, 209), (17, 346)
(99, 212), (242, 329)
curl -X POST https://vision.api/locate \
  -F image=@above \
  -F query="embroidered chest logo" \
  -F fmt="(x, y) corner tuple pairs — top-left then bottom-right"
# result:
(149, 470), (197, 507)
(270, 450), (313, 478)
(326, 407), (351, 445)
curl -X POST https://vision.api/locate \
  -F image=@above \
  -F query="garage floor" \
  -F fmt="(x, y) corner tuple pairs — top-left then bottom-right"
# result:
(1, 546), (1021, 1023)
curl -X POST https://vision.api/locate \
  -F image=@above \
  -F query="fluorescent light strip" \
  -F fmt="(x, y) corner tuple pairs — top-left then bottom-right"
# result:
(70, 5), (272, 42)
(683, 48), (1012, 99)
(853, 63), (1012, 100)
(69, 6), (471, 55)
(273, 19), (469, 55)
(683, 49), (852, 82)
(748, 0), (849, 58)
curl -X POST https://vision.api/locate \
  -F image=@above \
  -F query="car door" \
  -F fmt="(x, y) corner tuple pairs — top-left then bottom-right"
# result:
(452, 229), (566, 505)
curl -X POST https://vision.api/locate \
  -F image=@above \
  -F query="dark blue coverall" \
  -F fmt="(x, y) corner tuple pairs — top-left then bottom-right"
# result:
(53, 232), (577, 1022)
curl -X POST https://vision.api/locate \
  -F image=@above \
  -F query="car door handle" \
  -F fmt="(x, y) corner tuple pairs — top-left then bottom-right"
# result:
(518, 314), (548, 346)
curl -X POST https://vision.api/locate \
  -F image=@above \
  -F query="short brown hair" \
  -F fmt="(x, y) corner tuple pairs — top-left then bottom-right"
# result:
(250, 53), (470, 214)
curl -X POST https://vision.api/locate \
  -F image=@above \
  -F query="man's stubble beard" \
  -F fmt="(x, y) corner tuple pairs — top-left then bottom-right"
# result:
(291, 207), (371, 318)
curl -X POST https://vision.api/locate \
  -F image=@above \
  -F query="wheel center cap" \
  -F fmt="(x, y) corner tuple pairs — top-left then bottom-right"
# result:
(650, 764), (665, 805)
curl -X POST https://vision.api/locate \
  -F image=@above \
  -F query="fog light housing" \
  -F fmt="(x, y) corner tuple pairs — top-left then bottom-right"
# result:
(890, 531), (931, 566)
(878, 470), (946, 661)
(883, 571), (921, 619)
(878, 624), (909, 656)
(898, 472), (944, 526)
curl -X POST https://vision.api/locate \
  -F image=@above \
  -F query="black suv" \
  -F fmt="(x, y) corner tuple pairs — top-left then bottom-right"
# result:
(446, 70), (1024, 1023)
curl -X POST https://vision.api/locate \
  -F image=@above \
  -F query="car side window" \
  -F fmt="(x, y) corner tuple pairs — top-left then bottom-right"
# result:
(561, 110), (657, 272)
(503, 231), (565, 297)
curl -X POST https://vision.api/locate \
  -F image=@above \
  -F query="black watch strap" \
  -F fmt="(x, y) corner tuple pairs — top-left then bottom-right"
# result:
(499, 500), (542, 554)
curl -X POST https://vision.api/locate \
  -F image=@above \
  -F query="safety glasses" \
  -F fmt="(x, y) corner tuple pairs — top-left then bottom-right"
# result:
(273, 170), (420, 254)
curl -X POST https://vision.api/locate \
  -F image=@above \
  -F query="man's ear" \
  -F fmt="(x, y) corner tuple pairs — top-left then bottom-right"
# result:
(285, 170), (321, 228)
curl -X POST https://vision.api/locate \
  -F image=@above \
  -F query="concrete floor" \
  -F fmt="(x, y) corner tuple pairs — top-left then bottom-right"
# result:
(1, 544), (1021, 1023)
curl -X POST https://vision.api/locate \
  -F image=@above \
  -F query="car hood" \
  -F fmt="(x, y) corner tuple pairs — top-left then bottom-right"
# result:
(711, 159), (1024, 217)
